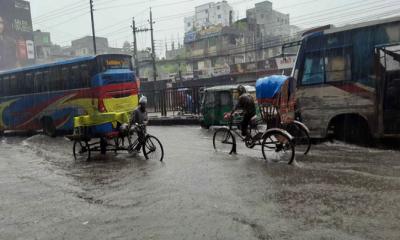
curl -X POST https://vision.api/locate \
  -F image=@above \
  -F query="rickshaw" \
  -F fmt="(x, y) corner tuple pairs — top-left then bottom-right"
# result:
(200, 85), (256, 129)
(212, 81), (296, 164)
(66, 111), (164, 162)
(256, 75), (311, 155)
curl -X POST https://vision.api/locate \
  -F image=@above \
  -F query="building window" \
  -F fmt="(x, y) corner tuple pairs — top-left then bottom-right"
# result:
(261, 14), (264, 19)
(217, 6), (220, 10)
(218, 15), (221, 19)
(187, 22), (191, 27)
(205, 9), (208, 14)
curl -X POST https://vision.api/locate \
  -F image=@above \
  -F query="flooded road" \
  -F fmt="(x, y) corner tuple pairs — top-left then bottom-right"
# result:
(1, 126), (399, 239)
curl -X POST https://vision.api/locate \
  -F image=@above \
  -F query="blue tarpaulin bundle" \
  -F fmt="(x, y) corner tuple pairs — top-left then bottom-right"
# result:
(256, 75), (289, 100)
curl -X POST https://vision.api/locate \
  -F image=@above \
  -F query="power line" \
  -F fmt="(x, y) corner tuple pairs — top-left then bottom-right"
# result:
(33, 1), (85, 21)
(38, 0), (399, 51)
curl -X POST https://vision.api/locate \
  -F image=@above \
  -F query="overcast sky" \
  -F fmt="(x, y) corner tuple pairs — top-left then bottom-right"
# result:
(28, 0), (399, 56)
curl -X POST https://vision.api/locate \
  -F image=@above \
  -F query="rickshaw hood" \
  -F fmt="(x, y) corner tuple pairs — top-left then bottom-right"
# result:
(256, 75), (290, 100)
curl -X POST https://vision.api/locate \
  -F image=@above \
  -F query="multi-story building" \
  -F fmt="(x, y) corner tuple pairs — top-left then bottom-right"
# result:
(184, 1), (233, 33)
(246, 1), (290, 39)
(184, 25), (241, 78)
(70, 36), (109, 56)
(165, 42), (185, 60)
(33, 30), (52, 63)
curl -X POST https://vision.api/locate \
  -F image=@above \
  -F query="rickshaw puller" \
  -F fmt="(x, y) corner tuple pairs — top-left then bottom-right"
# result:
(232, 85), (256, 140)
(130, 96), (149, 153)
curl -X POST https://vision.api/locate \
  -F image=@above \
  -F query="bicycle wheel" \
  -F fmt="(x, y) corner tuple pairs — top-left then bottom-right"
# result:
(262, 130), (295, 164)
(213, 128), (236, 154)
(73, 140), (91, 161)
(143, 135), (164, 162)
(285, 122), (311, 155)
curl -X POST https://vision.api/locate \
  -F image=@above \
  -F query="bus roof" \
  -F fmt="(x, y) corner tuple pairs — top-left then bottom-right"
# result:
(324, 16), (400, 35)
(302, 16), (400, 39)
(0, 53), (131, 75)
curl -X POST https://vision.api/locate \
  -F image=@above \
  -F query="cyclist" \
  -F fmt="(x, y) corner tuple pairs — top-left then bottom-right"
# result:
(230, 85), (256, 140)
(130, 96), (148, 153)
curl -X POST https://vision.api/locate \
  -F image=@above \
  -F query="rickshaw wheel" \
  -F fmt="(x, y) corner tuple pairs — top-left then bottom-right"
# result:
(73, 140), (91, 161)
(143, 135), (164, 162)
(261, 131), (295, 164)
(213, 128), (236, 154)
(285, 122), (311, 155)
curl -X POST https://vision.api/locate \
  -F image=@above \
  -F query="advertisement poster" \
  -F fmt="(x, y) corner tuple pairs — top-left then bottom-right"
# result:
(0, 0), (34, 71)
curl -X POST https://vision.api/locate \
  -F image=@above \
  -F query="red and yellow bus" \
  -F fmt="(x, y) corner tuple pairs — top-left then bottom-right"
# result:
(0, 54), (138, 136)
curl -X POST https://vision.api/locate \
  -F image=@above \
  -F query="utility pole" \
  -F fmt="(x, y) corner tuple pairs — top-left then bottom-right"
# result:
(89, 0), (97, 54)
(149, 8), (157, 82)
(131, 17), (139, 77)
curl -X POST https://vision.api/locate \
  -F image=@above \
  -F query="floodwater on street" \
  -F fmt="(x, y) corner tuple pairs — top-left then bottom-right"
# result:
(0, 126), (399, 240)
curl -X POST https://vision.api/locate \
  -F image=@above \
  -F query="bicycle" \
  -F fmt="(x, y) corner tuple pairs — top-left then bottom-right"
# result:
(213, 113), (295, 164)
(69, 112), (164, 162)
(117, 123), (164, 162)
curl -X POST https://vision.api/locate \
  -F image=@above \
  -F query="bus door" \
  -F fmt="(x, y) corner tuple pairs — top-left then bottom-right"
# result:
(377, 44), (400, 134)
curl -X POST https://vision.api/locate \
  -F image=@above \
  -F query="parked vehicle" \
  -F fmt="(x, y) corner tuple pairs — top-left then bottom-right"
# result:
(0, 54), (138, 136)
(68, 111), (164, 162)
(291, 16), (400, 143)
(256, 75), (311, 155)
(200, 85), (256, 128)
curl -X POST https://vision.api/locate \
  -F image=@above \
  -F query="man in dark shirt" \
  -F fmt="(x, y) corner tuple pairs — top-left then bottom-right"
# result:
(131, 96), (148, 152)
(0, 16), (17, 70)
(233, 85), (256, 139)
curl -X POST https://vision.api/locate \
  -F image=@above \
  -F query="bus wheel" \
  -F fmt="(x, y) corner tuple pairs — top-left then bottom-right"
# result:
(330, 115), (371, 145)
(42, 117), (56, 137)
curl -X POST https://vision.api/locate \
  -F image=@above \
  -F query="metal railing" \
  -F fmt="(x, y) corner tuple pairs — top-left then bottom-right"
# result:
(141, 87), (202, 116)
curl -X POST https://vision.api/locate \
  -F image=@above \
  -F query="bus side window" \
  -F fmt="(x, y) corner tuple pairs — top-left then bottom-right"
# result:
(301, 52), (324, 85)
(325, 48), (352, 82)
(80, 63), (90, 88)
(0, 76), (3, 97)
(2, 76), (10, 97)
(49, 68), (61, 91)
(61, 66), (69, 90)
(10, 75), (17, 96)
(15, 73), (23, 95)
(34, 72), (43, 93)
(24, 73), (34, 94)
(71, 65), (80, 89)
(43, 70), (50, 92)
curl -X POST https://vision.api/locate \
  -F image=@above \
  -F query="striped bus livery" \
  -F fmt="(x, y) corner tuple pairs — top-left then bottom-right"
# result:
(0, 54), (138, 134)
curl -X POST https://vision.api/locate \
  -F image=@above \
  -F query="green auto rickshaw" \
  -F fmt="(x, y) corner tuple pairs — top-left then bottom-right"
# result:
(200, 85), (256, 128)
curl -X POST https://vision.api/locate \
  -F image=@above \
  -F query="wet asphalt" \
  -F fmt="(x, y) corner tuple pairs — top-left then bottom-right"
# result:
(0, 126), (399, 240)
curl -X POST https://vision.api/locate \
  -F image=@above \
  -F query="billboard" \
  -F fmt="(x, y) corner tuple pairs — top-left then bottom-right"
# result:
(184, 31), (197, 44)
(0, 0), (34, 71)
(275, 56), (296, 70)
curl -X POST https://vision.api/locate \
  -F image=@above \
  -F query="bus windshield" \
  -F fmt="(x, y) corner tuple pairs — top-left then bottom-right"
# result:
(98, 55), (133, 72)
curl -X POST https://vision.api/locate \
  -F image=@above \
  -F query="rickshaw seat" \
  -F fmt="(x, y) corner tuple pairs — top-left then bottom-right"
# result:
(104, 131), (120, 139)
(260, 104), (280, 128)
